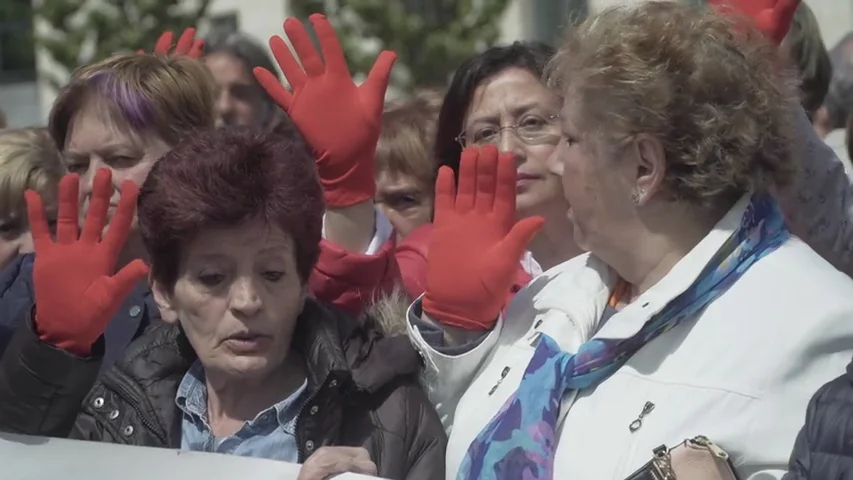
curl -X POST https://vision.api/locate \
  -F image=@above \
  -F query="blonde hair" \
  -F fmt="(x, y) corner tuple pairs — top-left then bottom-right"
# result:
(376, 97), (441, 189)
(546, 1), (799, 210)
(0, 127), (63, 220)
(49, 53), (216, 149)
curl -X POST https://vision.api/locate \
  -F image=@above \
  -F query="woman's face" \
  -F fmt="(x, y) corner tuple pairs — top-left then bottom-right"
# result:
(548, 100), (638, 253)
(153, 220), (305, 380)
(374, 170), (432, 239)
(63, 100), (170, 232)
(206, 52), (265, 128)
(462, 67), (563, 217)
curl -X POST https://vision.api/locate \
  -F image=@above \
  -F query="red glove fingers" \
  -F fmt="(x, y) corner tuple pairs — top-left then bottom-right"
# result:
(423, 145), (544, 330)
(254, 14), (397, 208)
(27, 169), (149, 356)
(139, 28), (204, 58)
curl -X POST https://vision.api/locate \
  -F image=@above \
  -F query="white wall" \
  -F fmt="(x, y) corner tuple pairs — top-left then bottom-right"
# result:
(499, 0), (534, 43)
(210, 0), (286, 51)
(809, 1), (853, 49)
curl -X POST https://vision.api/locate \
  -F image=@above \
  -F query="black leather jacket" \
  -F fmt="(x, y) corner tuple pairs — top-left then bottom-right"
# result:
(0, 299), (446, 480)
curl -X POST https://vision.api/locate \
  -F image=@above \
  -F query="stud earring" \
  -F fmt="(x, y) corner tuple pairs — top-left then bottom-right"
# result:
(632, 188), (646, 205)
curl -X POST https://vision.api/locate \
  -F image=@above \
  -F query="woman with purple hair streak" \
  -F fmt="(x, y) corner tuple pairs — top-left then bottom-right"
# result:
(0, 49), (216, 368)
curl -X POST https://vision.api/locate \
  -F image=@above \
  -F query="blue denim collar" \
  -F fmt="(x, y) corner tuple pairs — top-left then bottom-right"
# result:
(175, 361), (308, 434)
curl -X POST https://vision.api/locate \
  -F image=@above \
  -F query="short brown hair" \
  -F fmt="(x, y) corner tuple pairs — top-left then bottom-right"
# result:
(546, 1), (799, 210)
(137, 128), (322, 290)
(49, 53), (216, 149)
(376, 97), (440, 188)
(0, 127), (63, 220)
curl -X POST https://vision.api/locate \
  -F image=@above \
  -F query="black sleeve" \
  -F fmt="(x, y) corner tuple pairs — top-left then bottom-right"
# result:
(783, 426), (811, 480)
(403, 382), (447, 480)
(0, 309), (104, 439)
(783, 372), (853, 480)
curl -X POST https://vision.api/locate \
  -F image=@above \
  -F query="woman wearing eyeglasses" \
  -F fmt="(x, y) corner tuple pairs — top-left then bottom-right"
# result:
(395, 43), (580, 305)
(432, 43), (577, 274)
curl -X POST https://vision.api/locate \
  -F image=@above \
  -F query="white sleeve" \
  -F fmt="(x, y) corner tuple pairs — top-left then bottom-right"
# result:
(406, 298), (503, 432)
(321, 206), (393, 255)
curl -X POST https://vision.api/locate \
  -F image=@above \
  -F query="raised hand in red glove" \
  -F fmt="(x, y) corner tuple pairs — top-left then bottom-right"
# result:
(708, 0), (800, 46)
(254, 14), (397, 207)
(26, 169), (149, 357)
(422, 145), (545, 331)
(138, 28), (204, 58)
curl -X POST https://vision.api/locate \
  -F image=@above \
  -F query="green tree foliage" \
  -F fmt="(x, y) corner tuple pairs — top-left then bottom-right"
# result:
(289, 0), (511, 92)
(35, 0), (211, 90)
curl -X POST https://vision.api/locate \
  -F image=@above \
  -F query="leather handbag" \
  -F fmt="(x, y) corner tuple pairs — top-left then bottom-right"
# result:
(624, 435), (739, 480)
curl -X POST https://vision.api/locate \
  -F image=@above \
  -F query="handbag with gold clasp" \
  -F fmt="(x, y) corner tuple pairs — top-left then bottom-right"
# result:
(624, 435), (739, 480)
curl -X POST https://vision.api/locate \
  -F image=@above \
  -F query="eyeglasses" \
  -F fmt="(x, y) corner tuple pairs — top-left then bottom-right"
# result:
(456, 114), (561, 147)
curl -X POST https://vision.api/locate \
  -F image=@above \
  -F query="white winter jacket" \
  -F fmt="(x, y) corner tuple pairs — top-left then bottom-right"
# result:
(408, 194), (853, 479)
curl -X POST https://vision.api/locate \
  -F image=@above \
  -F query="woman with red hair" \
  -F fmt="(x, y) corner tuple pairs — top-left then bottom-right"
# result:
(0, 127), (445, 480)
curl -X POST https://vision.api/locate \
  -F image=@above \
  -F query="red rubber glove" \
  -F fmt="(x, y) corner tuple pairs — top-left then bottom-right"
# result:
(422, 145), (545, 331)
(254, 14), (397, 207)
(138, 28), (204, 58)
(26, 169), (149, 356)
(708, 0), (800, 46)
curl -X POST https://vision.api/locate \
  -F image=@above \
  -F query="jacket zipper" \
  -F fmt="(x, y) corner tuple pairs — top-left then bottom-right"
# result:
(689, 435), (729, 459)
(108, 380), (169, 445)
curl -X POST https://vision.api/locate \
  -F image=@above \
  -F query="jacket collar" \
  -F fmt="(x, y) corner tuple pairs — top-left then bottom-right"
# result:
(590, 193), (754, 341)
(294, 299), (421, 393)
(292, 299), (354, 390)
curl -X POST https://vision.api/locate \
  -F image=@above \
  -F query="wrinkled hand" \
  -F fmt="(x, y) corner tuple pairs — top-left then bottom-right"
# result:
(296, 446), (377, 480)
(422, 145), (545, 331)
(27, 169), (149, 356)
(708, 0), (800, 45)
(138, 28), (204, 58)
(255, 14), (397, 207)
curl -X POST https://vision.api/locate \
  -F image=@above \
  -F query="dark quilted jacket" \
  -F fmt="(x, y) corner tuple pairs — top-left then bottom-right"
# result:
(0, 299), (446, 480)
(784, 356), (853, 479)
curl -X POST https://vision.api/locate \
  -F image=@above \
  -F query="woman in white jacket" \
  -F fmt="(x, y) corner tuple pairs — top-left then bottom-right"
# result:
(407, 3), (853, 479)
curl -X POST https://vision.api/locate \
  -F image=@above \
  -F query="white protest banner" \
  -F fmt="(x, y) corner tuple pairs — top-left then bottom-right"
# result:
(0, 433), (382, 480)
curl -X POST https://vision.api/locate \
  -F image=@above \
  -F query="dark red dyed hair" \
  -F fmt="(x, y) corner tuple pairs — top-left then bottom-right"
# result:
(137, 127), (322, 289)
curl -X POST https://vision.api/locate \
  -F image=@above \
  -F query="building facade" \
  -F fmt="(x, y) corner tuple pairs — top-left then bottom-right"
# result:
(1, 0), (852, 127)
